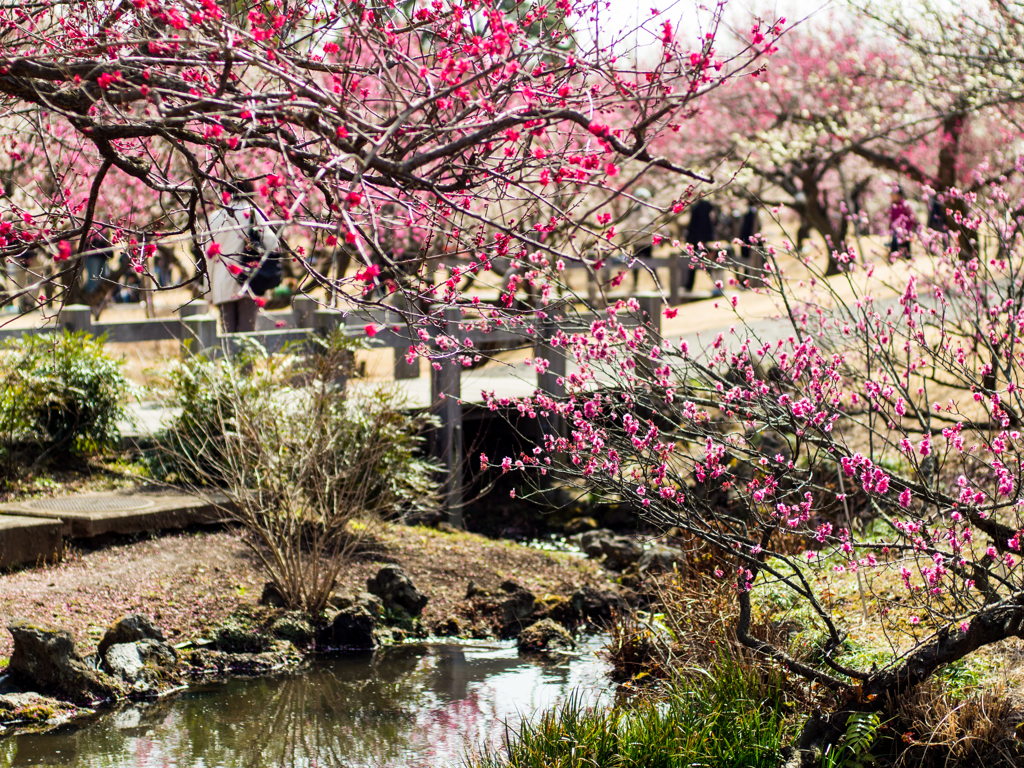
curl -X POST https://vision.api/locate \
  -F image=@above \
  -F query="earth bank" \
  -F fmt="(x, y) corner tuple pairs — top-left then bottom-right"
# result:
(0, 519), (662, 732)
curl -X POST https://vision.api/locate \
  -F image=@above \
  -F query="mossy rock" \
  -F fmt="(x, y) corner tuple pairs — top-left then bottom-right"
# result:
(538, 595), (579, 628)
(564, 517), (599, 535)
(270, 614), (315, 647)
(210, 616), (271, 654)
(390, 627), (409, 643)
(430, 617), (461, 637)
(383, 606), (416, 632)
(97, 615), (166, 658)
(518, 619), (575, 655)
(328, 592), (383, 620)
(16, 703), (56, 722)
(182, 640), (300, 678)
(6, 621), (126, 705)
(0, 693), (67, 724)
(617, 565), (642, 590)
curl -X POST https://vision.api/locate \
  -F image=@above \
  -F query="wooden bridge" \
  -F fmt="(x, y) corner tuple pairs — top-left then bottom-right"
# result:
(0, 288), (700, 528)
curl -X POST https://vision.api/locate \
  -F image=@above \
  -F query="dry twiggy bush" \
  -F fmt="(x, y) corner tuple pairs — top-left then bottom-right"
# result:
(157, 341), (439, 616)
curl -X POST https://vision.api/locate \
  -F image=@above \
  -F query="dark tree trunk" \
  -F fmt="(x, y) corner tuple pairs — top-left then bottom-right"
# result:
(935, 111), (976, 260)
(797, 171), (845, 276)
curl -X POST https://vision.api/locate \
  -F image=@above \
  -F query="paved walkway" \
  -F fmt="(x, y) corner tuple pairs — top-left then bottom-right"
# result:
(0, 490), (229, 569)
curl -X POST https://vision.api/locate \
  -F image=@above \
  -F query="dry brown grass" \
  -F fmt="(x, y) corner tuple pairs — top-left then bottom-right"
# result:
(891, 681), (1024, 767)
(602, 566), (738, 685)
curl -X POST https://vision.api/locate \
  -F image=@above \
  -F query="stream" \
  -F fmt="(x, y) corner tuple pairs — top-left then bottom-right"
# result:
(0, 636), (611, 767)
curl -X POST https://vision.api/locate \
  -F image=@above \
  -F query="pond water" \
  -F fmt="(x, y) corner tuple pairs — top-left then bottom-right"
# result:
(0, 637), (611, 768)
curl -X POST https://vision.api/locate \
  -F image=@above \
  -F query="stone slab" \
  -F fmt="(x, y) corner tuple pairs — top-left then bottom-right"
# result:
(0, 515), (63, 569)
(0, 491), (230, 539)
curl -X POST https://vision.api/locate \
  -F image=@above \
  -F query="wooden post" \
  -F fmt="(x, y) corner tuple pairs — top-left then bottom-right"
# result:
(637, 293), (663, 338)
(313, 308), (343, 334)
(292, 295), (318, 329)
(636, 293), (663, 380)
(58, 304), (93, 334)
(431, 306), (464, 527)
(394, 339), (420, 380)
(600, 260), (611, 308)
(392, 293), (420, 380)
(668, 252), (681, 305)
(534, 315), (567, 444)
(177, 300), (209, 320)
(181, 314), (217, 357)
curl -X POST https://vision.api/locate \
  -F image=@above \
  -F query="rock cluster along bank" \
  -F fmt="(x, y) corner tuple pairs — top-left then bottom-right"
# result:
(572, 528), (685, 587)
(0, 564), (627, 734)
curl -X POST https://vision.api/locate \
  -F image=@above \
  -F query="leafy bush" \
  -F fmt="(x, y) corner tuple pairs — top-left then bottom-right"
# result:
(155, 341), (438, 517)
(0, 331), (132, 457)
(149, 343), (272, 484)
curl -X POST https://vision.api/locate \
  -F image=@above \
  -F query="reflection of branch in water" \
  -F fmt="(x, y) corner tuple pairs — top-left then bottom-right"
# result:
(226, 650), (444, 767)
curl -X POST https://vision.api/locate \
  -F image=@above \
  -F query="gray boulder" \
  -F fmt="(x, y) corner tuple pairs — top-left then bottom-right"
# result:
(569, 587), (628, 626)
(258, 582), (288, 608)
(497, 587), (537, 638)
(600, 536), (643, 570)
(367, 565), (428, 617)
(102, 640), (179, 697)
(328, 592), (383, 620)
(638, 546), (681, 574)
(97, 615), (166, 658)
(104, 644), (144, 682)
(355, 592), (384, 619)
(7, 621), (125, 705)
(563, 517), (599, 535)
(578, 529), (615, 558)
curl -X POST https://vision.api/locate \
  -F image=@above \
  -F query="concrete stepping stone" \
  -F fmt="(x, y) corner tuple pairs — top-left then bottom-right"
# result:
(0, 491), (228, 538)
(0, 515), (62, 569)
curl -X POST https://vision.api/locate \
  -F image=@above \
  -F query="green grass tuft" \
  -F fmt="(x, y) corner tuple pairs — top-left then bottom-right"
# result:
(468, 652), (794, 768)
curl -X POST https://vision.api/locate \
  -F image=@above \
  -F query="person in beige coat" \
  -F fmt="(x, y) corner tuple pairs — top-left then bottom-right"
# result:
(203, 181), (280, 333)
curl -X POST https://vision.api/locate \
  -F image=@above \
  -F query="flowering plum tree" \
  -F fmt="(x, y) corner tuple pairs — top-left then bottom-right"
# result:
(675, 7), (1024, 274)
(670, 25), (904, 273)
(481, 172), (1024, 760)
(852, 0), (1024, 256)
(16, 1), (1024, 760)
(0, 0), (778, 315)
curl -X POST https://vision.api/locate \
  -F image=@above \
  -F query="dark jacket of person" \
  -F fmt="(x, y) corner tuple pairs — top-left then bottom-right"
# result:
(739, 206), (759, 259)
(686, 200), (716, 244)
(927, 198), (947, 232)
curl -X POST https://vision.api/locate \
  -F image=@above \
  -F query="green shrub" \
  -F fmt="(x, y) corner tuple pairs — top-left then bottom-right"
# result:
(0, 331), (132, 456)
(149, 344), (272, 484)
(471, 652), (794, 768)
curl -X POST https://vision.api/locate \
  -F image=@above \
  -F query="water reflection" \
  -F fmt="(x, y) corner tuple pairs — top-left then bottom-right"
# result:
(0, 638), (610, 767)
